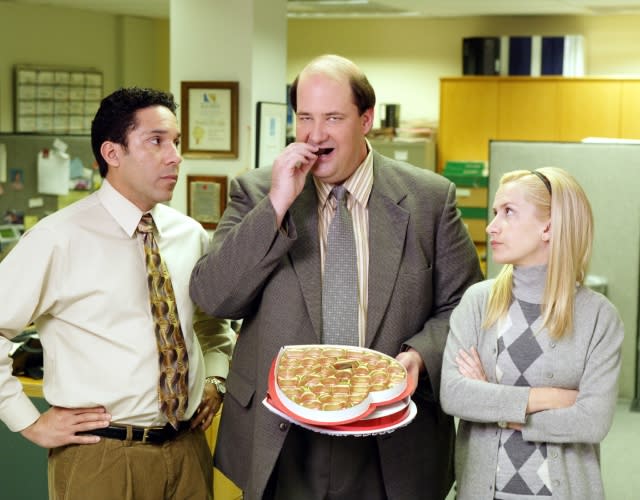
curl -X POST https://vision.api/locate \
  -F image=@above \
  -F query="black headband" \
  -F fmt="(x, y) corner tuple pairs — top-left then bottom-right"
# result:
(530, 170), (552, 195)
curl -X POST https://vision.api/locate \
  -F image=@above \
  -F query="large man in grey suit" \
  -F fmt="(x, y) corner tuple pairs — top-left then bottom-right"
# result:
(190, 54), (483, 500)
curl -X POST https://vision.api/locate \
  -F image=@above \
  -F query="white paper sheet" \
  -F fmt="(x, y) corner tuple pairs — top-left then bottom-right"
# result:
(37, 147), (70, 196)
(0, 143), (6, 183)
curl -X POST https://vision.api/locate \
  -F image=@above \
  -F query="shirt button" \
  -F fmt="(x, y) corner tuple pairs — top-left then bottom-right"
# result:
(549, 342), (556, 348)
(546, 372), (554, 379)
(551, 450), (558, 459)
(278, 422), (288, 431)
(553, 479), (560, 487)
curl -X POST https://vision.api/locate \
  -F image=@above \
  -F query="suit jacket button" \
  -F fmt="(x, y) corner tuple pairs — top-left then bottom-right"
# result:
(279, 422), (288, 431)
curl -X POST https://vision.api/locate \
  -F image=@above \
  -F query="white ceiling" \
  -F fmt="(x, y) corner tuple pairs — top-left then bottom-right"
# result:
(5, 0), (640, 20)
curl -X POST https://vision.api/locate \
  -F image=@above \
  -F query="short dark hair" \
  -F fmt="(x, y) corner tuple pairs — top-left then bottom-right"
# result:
(91, 87), (177, 177)
(288, 54), (376, 116)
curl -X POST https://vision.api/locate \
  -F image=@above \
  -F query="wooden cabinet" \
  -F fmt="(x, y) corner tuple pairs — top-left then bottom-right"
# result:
(497, 80), (559, 141)
(439, 77), (640, 172)
(556, 80), (621, 141)
(620, 81), (640, 138)
(438, 78), (498, 172)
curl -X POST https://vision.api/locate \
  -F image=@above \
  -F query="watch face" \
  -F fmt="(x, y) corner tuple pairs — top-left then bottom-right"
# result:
(206, 377), (225, 394)
(213, 379), (226, 394)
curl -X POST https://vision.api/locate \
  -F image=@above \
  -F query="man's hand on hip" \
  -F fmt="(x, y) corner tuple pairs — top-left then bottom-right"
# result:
(20, 406), (111, 448)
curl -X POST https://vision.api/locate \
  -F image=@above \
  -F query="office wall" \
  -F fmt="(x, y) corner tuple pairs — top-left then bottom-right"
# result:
(0, 3), (168, 132)
(2, 6), (640, 130)
(169, 0), (287, 216)
(287, 15), (640, 124)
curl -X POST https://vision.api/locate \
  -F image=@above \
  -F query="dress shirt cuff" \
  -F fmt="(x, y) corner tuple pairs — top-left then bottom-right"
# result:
(203, 351), (231, 379)
(0, 390), (41, 433)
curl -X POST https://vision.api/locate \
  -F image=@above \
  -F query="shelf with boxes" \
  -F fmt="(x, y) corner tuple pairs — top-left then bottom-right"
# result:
(443, 161), (488, 276)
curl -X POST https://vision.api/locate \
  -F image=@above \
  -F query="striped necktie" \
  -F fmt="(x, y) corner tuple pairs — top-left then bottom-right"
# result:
(137, 213), (189, 429)
(322, 186), (359, 346)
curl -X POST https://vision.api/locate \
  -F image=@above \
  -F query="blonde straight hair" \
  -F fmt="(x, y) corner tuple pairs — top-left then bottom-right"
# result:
(483, 167), (594, 339)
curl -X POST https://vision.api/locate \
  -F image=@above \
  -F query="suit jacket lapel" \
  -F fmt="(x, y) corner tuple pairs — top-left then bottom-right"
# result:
(365, 155), (410, 347)
(289, 179), (323, 341)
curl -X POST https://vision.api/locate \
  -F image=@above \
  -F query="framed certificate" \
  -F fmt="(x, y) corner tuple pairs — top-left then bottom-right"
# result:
(181, 81), (238, 159)
(186, 175), (228, 229)
(256, 101), (287, 168)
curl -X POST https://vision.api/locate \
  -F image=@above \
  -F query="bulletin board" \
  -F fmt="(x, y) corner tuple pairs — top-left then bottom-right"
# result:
(0, 133), (94, 221)
(13, 65), (103, 135)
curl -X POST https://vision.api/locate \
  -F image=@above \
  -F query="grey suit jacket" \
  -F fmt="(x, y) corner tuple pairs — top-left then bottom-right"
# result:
(190, 152), (483, 500)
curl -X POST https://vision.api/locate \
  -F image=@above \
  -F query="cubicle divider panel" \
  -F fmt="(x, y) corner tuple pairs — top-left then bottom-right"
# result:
(0, 133), (94, 222)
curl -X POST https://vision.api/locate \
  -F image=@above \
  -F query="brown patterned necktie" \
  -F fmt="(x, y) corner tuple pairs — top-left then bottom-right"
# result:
(137, 213), (189, 429)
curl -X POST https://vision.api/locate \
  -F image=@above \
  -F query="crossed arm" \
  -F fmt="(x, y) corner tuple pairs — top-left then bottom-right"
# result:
(455, 346), (578, 430)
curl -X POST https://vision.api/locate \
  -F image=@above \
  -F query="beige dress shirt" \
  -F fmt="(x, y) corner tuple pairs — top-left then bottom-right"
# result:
(0, 179), (234, 431)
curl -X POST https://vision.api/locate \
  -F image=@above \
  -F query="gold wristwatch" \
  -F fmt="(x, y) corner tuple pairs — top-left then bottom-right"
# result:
(205, 376), (226, 397)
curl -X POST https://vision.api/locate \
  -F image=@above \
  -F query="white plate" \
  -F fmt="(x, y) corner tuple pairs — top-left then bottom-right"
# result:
(263, 398), (417, 437)
(362, 396), (410, 420)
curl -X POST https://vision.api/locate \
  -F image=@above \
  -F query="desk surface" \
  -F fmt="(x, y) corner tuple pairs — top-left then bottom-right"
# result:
(18, 376), (43, 398)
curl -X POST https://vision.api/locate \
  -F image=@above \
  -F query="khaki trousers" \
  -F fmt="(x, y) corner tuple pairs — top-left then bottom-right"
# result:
(48, 428), (212, 500)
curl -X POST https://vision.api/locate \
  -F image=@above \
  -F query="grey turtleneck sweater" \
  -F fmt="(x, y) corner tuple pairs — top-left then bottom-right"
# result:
(440, 265), (624, 500)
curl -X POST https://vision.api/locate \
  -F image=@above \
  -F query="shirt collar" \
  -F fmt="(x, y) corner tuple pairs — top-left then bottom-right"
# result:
(97, 179), (159, 238)
(314, 139), (374, 209)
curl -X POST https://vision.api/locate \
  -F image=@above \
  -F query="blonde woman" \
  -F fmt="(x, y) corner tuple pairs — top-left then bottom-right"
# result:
(440, 167), (624, 500)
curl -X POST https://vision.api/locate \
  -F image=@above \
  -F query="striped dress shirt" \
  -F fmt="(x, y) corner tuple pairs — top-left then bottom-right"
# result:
(313, 144), (373, 346)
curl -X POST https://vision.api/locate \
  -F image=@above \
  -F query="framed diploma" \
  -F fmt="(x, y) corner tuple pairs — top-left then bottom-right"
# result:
(187, 175), (228, 229)
(181, 81), (239, 159)
(255, 101), (287, 168)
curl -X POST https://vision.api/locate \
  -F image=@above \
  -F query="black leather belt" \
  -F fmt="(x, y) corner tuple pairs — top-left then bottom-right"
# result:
(77, 420), (191, 445)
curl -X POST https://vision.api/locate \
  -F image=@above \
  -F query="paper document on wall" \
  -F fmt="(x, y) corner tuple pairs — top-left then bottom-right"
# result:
(37, 146), (70, 196)
(0, 143), (6, 183)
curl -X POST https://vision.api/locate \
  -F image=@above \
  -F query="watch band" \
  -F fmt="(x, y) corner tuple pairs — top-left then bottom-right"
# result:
(205, 376), (226, 397)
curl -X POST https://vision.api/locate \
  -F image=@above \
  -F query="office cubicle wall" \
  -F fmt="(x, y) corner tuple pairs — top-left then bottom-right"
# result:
(488, 140), (640, 406)
(0, 133), (94, 221)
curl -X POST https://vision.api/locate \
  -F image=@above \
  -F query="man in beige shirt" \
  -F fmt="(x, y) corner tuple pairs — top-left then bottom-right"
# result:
(0, 87), (235, 499)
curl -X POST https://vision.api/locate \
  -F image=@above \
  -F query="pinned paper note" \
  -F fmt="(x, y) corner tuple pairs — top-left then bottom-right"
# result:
(0, 143), (6, 183)
(37, 139), (70, 195)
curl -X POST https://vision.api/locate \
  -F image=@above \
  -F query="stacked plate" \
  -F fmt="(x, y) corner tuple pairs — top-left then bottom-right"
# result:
(262, 345), (417, 436)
